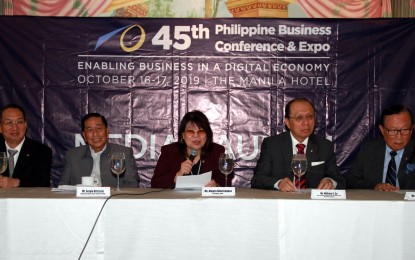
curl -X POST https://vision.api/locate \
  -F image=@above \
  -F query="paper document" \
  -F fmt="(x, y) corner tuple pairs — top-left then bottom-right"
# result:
(175, 171), (212, 189)
(51, 185), (77, 192)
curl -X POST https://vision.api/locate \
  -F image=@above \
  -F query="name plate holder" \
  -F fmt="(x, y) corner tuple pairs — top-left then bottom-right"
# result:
(404, 192), (415, 200)
(202, 187), (235, 197)
(76, 186), (111, 197)
(311, 189), (346, 200)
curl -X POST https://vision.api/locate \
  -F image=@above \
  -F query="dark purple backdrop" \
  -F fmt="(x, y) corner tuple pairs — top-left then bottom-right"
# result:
(1, 17), (414, 187)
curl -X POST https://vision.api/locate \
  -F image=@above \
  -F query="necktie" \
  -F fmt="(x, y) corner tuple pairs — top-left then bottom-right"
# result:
(296, 143), (305, 155)
(295, 143), (306, 189)
(8, 149), (18, 178)
(386, 151), (397, 186)
(91, 152), (102, 186)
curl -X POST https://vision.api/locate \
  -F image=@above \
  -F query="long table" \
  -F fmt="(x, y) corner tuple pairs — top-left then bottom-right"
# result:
(1, 188), (414, 260)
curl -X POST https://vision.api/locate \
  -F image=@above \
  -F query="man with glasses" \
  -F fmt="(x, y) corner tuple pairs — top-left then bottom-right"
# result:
(0, 104), (52, 188)
(252, 98), (345, 191)
(347, 105), (415, 191)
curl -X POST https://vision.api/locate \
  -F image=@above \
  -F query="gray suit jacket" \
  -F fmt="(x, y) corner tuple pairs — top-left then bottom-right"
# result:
(346, 138), (415, 189)
(59, 143), (139, 188)
(251, 131), (345, 190)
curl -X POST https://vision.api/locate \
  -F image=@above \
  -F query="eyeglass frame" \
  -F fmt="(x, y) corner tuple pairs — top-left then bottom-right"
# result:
(184, 129), (206, 136)
(1, 119), (26, 126)
(383, 127), (412, 136)
(288, 114), (315, 123)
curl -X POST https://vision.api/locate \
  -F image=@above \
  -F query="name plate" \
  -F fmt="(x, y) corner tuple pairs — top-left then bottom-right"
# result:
(76, 187), (111, 197)
(202, 187), (235, 197)
(311, 189), (346, 200)
(404, 192), (415, 200)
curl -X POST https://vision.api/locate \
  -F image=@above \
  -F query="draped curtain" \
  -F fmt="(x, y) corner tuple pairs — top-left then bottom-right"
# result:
(296, 0), (392, 18)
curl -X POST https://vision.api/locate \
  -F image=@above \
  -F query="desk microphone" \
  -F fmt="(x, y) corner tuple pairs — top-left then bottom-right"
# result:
(189, 149), (198, 162)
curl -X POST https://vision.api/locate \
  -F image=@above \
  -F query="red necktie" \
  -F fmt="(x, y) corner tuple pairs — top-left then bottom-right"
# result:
(295, 143), (306, 189)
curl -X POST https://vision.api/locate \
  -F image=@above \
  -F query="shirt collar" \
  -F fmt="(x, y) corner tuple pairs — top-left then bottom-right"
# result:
(89, 143), (107, 156)
(385, 145), (404, 157)
(289, 132), (309, 153)
(5, 137), (25, 153)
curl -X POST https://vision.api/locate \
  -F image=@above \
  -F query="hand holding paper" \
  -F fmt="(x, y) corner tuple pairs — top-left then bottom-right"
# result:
(175, 171), (212, 189)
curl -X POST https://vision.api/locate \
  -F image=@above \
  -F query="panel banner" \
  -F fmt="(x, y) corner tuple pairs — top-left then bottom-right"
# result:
(1, 17), (414, 187)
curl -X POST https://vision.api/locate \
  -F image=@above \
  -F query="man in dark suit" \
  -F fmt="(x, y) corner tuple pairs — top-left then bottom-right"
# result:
(251, 98), (345, 191)
(347, 105), (415, 191)
(59, 113), (139, 188)
(0, 104), (52, 188)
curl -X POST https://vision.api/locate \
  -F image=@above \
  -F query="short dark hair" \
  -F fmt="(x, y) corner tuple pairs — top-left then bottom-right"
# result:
(284, 98), (316, 118)
(0, 104), (27, 121)
(178, 110), (213, 157)
(81, 113), (108, 131)
(380, 105), (413, 126)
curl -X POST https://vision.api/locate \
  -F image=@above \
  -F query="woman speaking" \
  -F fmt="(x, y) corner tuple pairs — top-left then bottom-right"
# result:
(151, 110), (232, 188)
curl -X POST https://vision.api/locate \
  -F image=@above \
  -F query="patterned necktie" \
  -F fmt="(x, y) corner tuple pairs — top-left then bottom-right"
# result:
(8, 149), (18, 178)
(295, 143), (306, 189)
(386, 151), (397, 186)
(296, 143), (305, 155)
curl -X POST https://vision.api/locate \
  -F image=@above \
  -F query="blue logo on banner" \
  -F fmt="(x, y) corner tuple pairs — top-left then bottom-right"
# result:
(94, 24), (146, 52)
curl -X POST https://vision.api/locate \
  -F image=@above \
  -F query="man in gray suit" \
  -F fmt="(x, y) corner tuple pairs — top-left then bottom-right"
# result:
(59, 113), (139, 188)
(347, 105), (415, 191)
(251, 98), (345, 192)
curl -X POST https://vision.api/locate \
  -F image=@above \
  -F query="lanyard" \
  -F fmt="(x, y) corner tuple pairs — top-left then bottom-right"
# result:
(191, 160), (202, 175)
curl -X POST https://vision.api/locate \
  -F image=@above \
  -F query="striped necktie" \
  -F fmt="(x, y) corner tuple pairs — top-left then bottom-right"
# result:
(295, 143), (306, 189)
(386, 151), (397, 186)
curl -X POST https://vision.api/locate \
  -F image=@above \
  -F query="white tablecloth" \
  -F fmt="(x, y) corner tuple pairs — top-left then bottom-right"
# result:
(1, 188), (414, 260)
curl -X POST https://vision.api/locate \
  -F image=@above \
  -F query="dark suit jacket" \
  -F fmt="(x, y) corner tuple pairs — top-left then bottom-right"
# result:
(251, 131), (345, 190)
(151, 142), (232, 188)
(346, 138), (415, 189)
(0, 135), (52, 187)
(59, 143), (139, 188)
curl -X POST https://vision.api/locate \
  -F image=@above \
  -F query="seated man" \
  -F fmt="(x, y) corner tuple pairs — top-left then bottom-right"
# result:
(347, 105), (415, 191)
(59, 113), (139, 188)
(251, 98), (345, 191)
(0, 104), (52, 188)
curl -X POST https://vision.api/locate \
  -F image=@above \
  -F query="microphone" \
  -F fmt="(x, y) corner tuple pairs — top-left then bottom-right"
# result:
(189, 149), (198, 162)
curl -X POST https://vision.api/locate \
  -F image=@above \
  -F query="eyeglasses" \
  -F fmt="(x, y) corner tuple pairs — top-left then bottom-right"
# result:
(288, 114), (315, 123)
(1, 119), (26, 126)
(384, 128), (412, 136)
(184, 129), (206, 136)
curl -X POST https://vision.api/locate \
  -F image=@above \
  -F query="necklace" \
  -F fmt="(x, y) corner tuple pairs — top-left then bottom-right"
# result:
(190, 160), (202, 175)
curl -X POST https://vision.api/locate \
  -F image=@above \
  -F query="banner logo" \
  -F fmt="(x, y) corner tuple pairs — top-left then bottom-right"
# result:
(94, 24), (146, 52)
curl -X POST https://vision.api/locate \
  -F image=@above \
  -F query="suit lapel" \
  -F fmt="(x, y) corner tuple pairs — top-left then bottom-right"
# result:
(100, 144), (111, 175)
(398, 140), (415, 188)
(306, 134), (318, 165)
(282, 132), (294, 169)
(99, 144), (114, 185)
(283, 131), (293, 150)
(303, 135), (318, 187)
(372, 140), (386, 183)
(11, 139), (31, 179)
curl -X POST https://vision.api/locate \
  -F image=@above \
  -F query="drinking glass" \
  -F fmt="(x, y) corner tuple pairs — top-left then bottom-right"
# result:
(0, 152), (7, 190)
(218, 153), (234, 187)
(291, 154), (307, 191)
(110, 152), (126, 191)
(0, 152), (7, 176)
